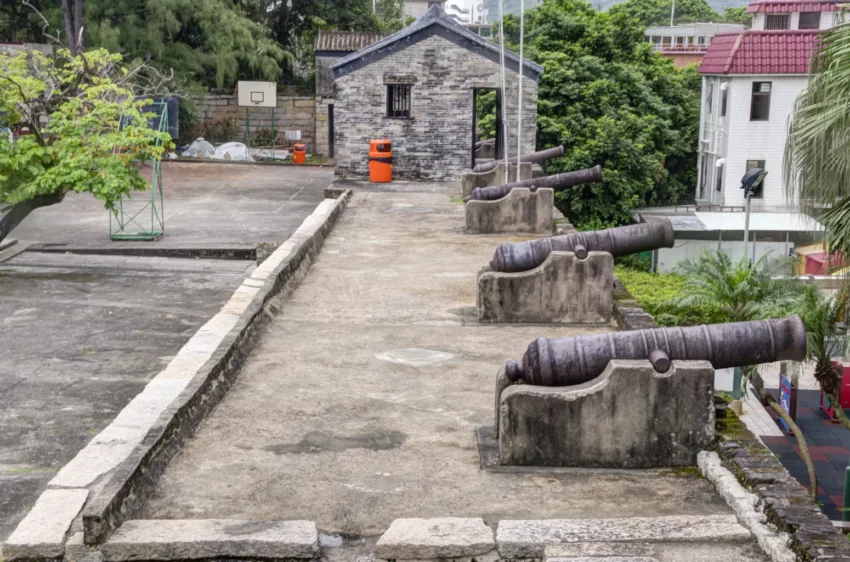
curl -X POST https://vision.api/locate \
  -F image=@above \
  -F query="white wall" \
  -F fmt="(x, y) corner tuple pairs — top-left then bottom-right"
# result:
(696, 75), (731, 204)
(751, 10), (837, 31)
(656, 238), (793, 273)
(722, 76), (807, 210)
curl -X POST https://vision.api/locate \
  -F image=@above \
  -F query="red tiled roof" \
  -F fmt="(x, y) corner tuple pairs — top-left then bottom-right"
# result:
(746, 0), (840, 13)
(698, 30), (820, 75)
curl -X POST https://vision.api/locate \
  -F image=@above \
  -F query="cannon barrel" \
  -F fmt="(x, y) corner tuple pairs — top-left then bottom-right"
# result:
(472, 145), (566, 173)
(467, 165), (602, 201)
(475, 138), (495, 150)
(505, 316), (807, 386)
(490, 219), (674, 273)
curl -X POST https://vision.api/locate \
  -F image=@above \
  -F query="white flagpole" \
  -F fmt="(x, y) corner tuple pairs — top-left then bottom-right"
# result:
(497, 0), (510, 184)
(516, 0), (525, 181)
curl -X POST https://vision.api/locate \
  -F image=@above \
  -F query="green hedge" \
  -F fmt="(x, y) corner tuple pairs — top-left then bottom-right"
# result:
(614, 266), (726, 327)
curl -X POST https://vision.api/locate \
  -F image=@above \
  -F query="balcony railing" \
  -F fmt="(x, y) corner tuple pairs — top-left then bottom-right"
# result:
(651, 43), (710, 53)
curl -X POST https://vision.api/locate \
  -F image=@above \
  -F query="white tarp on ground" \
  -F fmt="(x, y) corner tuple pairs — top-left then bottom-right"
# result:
(211, 142), (255, 162)
(182, 138), (215, 158)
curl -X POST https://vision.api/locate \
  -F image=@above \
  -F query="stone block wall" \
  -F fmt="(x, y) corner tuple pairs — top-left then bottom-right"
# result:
(196, 89), (317, 150)
(333, 34), (538, 181)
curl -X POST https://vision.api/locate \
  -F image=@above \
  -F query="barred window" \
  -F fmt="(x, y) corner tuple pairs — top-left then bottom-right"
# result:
(386, 84), (412, 119)
(765, 14), (790, 30)
(799, 12), (820, 29)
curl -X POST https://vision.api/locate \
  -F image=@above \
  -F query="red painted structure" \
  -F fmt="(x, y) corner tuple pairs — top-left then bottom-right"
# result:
(699, 30), (821, 75)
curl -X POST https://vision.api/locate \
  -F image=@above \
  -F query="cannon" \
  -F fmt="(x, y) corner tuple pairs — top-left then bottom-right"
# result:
(473, 145), (565, 173)
(505, 316), (807, 386)
(467, 165), (602, 202)
(490, 219), (674, 273)
(474, 138), (495, 150)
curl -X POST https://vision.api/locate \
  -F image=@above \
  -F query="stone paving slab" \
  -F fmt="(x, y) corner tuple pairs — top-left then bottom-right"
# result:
(548, 558), (658, 562)
(100, 519), (318, 561)
(496, 515), (752, 558)
(3, 488), (88, 560)
(374, 518), (494, 559)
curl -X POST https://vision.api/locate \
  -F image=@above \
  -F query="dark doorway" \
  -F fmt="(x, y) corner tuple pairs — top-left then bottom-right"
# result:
(328, 104), (335, 159)
(471, 88), (503, 169)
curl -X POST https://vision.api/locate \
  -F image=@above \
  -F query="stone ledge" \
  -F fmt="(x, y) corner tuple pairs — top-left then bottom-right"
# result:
(100, 519), (318, 561)
(79, 191), (353, 546)
(374, 518), (495, 560)
(496, 515), (751, 559)
(715, 433), (850, 560)
(548, 558), (658, 562)
(4, 488), (89, 561)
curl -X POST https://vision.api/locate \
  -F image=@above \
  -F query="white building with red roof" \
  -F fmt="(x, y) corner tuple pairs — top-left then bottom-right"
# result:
(695, 0), (843, 210)
(630, 0), (839, 272)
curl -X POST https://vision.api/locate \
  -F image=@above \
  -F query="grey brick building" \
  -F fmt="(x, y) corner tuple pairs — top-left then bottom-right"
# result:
(330, 5), (542, 181)
(315, 31), (387, 158)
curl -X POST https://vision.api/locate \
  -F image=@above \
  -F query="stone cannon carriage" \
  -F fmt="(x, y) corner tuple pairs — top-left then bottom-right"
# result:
(492, 316), (807, 468)
(477, 220), (675, 324)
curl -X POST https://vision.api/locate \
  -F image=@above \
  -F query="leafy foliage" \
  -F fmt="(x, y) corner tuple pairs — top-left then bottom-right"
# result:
(785, 22), (850, 257)
(674, 251), (799, 322)
(721, 7), (752, 26)
(7, 0), (289, 89)
(500, 0), (701, 228)
(609, 0), (719, 27)
(0, 48), (171, 210)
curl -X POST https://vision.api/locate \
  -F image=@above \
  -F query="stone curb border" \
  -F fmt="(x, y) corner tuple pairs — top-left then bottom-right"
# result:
(612, 278), (659, 331)
(25, 244), (258, 261)
(73, 188), (351, 548)
(697, 451), (796, 562)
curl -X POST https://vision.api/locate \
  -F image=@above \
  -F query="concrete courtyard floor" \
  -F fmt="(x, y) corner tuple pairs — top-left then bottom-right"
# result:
(10, 162), (331, 250)
(0, 163), (331, 545)
(140, 184), (765, 559)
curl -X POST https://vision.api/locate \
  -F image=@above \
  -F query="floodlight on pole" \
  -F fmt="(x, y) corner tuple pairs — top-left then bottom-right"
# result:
(740, 168), (767, 262)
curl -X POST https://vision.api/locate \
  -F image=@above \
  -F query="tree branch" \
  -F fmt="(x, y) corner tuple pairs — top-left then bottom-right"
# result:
(22, 1), (62, 45)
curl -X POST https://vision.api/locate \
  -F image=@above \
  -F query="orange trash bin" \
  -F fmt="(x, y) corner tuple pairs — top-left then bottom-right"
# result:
(369, 139), (392, 183)
(293, 144), (306, 165)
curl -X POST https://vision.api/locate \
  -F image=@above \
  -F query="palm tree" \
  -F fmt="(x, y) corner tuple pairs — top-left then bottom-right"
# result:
(791, 285), (849, 428)
(784, 21), (850, 256)
(675, 251), (819, 499)
(674, 251), (798, 322)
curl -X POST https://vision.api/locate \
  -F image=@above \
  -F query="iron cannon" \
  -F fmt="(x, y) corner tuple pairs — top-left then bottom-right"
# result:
(490, 219), (674, 273)
(505, 316), (807, 386)
(473, 146), (566, 173)
(475, 138), (495, 150)
(466, 165), (602, 202)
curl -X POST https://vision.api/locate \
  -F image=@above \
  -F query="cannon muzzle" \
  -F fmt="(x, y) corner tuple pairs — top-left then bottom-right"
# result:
(506, 316), (807, 386)
(490, 219), (674, 273)
(467, 165), (602, 201)
(472, 145), (566, 173)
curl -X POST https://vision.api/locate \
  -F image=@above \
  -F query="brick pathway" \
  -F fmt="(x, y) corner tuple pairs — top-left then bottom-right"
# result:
(760, 389), (850, 520)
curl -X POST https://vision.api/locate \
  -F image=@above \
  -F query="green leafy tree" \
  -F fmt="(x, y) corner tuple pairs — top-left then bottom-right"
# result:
(722, 7), (751, 27)
(6, 0), (288, 89)
(500, 0), (701, 228)
(0, 48), (172, 242)
(609, 0), (721, 27)
(784, 22), (850, 258)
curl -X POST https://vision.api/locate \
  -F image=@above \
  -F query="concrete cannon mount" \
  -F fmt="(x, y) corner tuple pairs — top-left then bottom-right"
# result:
(465, 187), (554, 234)
(131, 183), (759, 556)
(495, 360), (716, 468)
(477, 251), (613, 324)
(461, 162), (532, 199)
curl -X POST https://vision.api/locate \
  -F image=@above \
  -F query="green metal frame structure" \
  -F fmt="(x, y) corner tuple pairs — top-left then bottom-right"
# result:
(109, 103), (168, 241)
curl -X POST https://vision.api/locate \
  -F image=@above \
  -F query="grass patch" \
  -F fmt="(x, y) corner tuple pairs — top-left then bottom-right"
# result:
(450, 197), (465, 205)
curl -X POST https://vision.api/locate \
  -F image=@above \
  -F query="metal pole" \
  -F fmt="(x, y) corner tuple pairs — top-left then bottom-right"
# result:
(516, 0), (525, 183)
(752, 230), (757, 263)
(718, 230), (722, 252)
(670, 0), (676, 26)
(497, 0), (510, 184)
(743, 192), (752, 262)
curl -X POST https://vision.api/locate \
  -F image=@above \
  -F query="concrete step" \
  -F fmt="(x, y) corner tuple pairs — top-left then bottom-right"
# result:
(100, 519), (318, 561)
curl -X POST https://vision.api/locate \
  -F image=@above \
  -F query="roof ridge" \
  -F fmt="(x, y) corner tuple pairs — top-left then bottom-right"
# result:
(724, 32), (745, 74)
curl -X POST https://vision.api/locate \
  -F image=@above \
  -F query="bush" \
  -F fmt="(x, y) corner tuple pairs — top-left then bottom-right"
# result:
(614, 265), (725, 326)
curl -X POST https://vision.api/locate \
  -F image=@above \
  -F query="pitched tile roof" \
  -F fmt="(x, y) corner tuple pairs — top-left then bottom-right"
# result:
(331, 5), (544, 79)
(746, 0), (840, 13)
(699, 30), (820, 75)
(315, 31), (387, 53)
